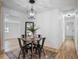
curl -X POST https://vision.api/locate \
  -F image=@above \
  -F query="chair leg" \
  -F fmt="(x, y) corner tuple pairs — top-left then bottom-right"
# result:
(43, 49), (45, 55)
(23, 52), (25, 59)
(38, 49), (41, 59)
(18, 50), (21, 59)
(23, 54), (25, 59)
(39, 52), (41, 59)
(34, 48), (38, 54)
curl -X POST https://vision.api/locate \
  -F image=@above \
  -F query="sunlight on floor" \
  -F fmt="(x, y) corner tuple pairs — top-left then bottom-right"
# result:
(4, 39), (19, 52)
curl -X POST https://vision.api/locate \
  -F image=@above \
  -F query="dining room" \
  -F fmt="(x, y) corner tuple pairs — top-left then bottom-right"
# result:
(0, 0), (78, 59)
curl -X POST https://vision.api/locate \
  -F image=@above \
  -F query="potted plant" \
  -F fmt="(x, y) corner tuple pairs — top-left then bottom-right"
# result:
(28, 25), (38, 37)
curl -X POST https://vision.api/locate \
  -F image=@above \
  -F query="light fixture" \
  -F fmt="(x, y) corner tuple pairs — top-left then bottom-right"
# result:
(29, 0), (35, 4)
(27, 0), (36, 20)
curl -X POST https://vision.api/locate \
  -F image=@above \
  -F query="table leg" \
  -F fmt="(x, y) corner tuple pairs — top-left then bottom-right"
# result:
(31, 41), (33, 59)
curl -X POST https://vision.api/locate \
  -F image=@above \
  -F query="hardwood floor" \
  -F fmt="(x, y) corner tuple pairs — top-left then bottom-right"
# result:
(0, 39), (19, 59)
(4, 38), (19, 52)
(0, 38), (58, 59)
(0, 53), (9, 59)
(55, 39), (78, 59)
(0, 38), (78, 59)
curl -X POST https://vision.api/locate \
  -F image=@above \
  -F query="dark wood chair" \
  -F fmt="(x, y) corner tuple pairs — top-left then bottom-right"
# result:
(18, 38), (26, 59)
(18, 38), (32, 59)
(34, 37), (46, 59)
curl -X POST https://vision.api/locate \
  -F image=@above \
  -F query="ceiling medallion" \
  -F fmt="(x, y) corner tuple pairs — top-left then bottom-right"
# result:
(29, 0), (35, 4)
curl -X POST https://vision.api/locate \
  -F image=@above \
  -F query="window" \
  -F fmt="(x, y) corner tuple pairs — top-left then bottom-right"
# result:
(5, 27), (9, 32)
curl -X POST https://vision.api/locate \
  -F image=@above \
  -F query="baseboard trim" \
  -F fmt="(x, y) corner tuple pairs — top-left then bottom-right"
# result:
(44, 46), (58, 53)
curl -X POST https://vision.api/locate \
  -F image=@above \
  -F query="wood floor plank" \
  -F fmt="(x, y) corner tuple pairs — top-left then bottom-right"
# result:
(55, 39), (77, 59)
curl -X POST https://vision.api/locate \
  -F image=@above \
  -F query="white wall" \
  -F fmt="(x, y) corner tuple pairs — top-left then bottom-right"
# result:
(35, 9), (63, 48)
(3, 7), (77, 49)
(35, 9), (78, 49)
(3, 8), (62, 48)
(74, 15), (78, 50)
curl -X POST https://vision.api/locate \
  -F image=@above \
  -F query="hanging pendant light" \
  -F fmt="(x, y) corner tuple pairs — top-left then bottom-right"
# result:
(28, 6), (36, 19)
(28, 0), (36, 20)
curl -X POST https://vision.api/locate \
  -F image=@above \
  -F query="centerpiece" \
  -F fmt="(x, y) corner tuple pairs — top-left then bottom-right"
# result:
(28, 25), (39, 38)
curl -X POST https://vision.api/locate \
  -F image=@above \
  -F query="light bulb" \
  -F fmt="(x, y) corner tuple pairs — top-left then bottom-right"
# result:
(29, 12), (35, 16)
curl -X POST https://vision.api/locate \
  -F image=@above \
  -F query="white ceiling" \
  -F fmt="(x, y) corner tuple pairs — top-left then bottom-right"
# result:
(3, 0), (78, 13)
(3, 0), (78, 23)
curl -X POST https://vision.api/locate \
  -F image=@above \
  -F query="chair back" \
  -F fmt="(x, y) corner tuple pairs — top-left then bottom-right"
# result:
(38, 34), (41, 38)
(21, 34), (25, 38)
(18, 38), (24, 49)
(41, 37), (46, 49)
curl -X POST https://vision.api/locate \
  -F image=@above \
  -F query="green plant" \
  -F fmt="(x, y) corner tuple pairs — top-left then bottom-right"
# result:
(28, 25), (38, 34)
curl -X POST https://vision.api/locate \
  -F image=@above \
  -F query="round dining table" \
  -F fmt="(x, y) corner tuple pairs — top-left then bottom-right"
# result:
(22, 36), (41, 59)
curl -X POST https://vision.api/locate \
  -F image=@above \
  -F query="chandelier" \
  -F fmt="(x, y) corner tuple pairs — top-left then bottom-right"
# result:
(27, 0), (36, 20)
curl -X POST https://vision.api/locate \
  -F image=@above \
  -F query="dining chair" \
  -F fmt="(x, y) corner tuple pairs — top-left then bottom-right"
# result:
(39, 37), (46, 56)
(34, 37), (46, 59)
(21, 37), (35, 59)
(18, 38), (27, 59)
(18, 38), (32, 59)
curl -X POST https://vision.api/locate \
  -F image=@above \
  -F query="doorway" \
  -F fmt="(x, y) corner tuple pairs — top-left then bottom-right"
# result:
(4, 20), (20, 52)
